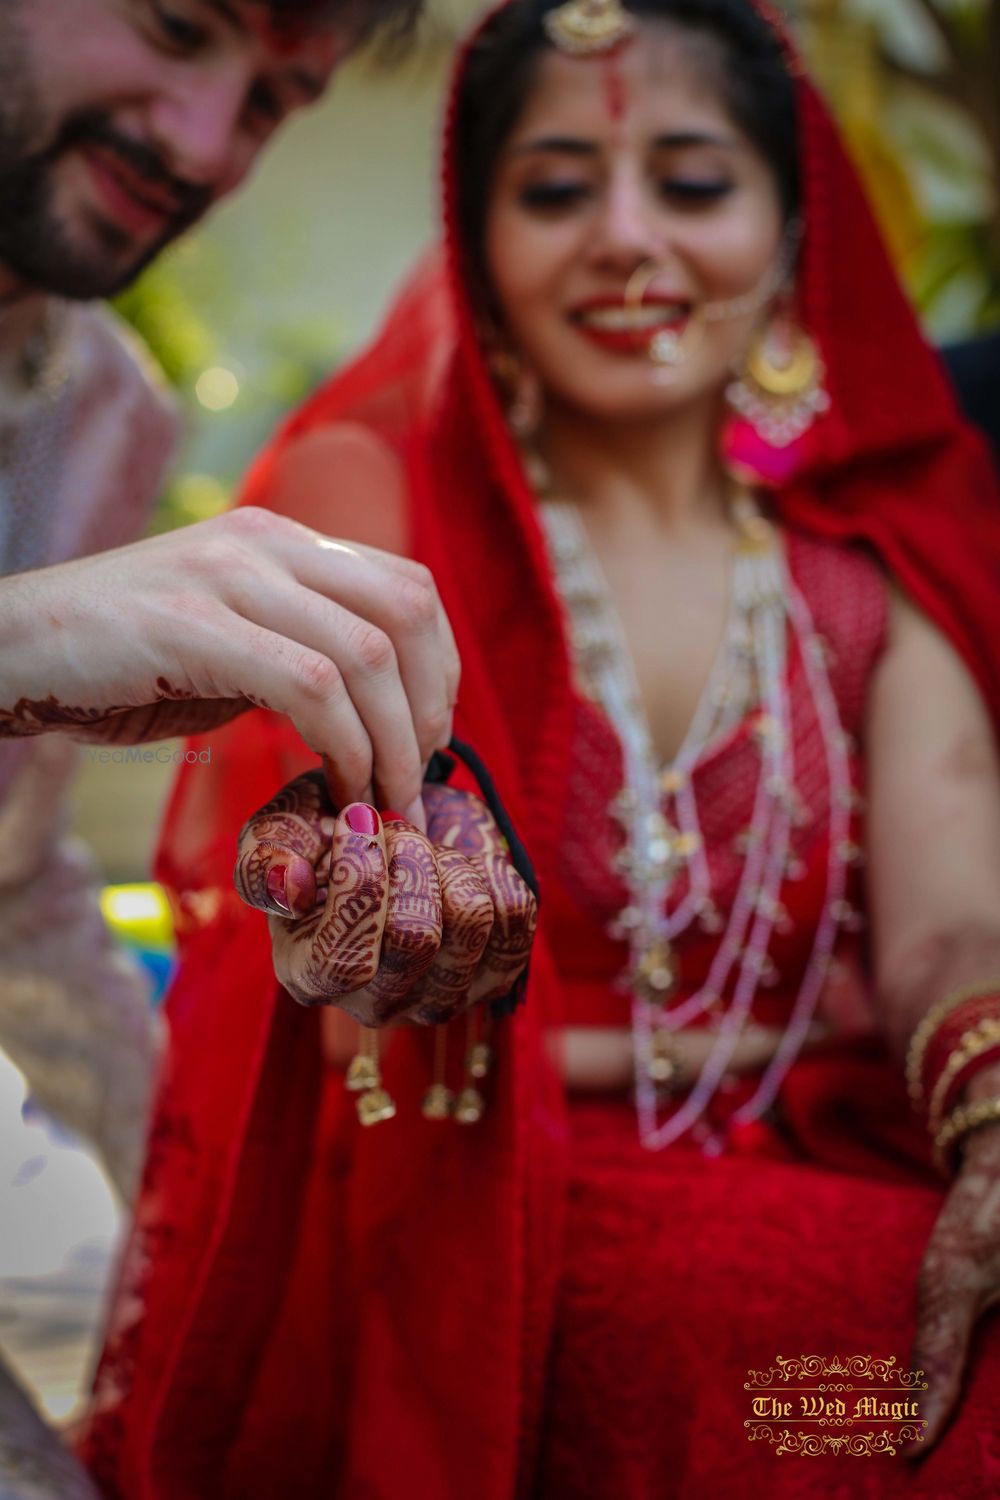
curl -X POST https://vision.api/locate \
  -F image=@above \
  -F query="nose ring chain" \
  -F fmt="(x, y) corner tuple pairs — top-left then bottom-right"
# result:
(624, 225), (801, 378)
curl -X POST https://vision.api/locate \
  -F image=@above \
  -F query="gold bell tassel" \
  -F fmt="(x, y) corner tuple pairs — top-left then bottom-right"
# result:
(454, 1009), (491, 1125)
(421, 1025), (454, 1120)
(347, 1026), (396, 1126)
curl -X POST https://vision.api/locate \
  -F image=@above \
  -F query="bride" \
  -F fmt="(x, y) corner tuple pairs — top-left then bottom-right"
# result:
(82, 0), (1000, 1494)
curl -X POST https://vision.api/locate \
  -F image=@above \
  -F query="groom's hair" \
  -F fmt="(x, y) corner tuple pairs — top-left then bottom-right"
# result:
(252, 0), (422, 52)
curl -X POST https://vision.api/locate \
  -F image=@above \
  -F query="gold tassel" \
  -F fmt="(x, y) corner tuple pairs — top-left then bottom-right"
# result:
(421, 1024), (454, 1120)
(351, 1027), (396, 1126)
(454, 1010), (487, 1125)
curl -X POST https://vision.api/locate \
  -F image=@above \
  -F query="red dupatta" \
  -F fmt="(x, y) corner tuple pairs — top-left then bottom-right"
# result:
(81, 4), (1000, 1497)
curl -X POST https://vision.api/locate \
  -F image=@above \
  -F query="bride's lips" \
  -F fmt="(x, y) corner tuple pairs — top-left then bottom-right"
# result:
(77, 143), (181, 238)
(568, 294), (693, 354)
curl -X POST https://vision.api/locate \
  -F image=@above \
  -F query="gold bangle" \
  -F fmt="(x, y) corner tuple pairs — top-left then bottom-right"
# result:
(932, 1095), (1000, 1175)
(926, 1017), (1000, 1137)
(905, 980), (1000, 1110)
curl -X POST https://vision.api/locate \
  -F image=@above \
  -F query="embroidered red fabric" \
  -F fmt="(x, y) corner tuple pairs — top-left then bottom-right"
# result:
(550, 529), (885, 1030)
(78, 2), (1000, 1496)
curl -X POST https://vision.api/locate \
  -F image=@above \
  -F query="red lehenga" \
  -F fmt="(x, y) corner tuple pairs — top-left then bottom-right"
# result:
(80, 4), (1000, 1497)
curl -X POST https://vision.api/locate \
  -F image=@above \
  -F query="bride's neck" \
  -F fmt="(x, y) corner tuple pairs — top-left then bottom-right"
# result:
(537, 396), (730, 531)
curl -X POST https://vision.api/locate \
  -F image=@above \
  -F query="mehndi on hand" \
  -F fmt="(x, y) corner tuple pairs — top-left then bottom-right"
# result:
(234, 770), (537, 1024)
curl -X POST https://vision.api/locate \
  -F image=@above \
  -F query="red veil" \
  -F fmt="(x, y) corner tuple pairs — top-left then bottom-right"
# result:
(81, 4), (1000, 1497)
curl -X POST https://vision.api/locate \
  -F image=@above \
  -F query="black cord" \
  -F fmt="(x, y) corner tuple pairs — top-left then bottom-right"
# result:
(425, 737), (537, 1015)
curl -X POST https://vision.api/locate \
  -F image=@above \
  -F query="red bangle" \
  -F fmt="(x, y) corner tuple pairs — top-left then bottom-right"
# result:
(927, 1037), (1000, 1136)
(920, 992), (1000, 1114)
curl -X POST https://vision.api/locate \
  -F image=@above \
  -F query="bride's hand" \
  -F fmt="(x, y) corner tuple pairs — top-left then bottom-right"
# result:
(233, 772), (537, 1022)
(904, 1062), (1000, 1459)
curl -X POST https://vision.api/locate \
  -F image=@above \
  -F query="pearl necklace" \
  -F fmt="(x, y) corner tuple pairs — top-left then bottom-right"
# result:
(538, 485), (855, 1152)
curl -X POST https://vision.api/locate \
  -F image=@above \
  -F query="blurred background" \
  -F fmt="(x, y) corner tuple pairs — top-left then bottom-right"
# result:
(6, 0), (998, 1434)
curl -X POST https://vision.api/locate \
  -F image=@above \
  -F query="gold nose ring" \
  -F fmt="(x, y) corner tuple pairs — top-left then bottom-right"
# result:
(624, 260), (662, 318)
(624, 260), (691, 369)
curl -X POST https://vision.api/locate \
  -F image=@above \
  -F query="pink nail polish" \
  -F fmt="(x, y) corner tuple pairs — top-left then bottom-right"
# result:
(381, 810), (406, 824)
(266, 864), (292, 914)
(345, 803), (379, 836)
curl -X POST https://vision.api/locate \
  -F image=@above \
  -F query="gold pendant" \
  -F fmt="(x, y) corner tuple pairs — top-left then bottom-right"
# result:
(345, 1052), (380, 1093)
(356, 1086), (397, 1127)
(466, 1042), (494, 1080)
(421, 1083), (454, 1121)
(453, 1086), (485, 1125)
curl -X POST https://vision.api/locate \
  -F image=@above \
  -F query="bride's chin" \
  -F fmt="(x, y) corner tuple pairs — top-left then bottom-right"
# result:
(548, 377), (718, 427)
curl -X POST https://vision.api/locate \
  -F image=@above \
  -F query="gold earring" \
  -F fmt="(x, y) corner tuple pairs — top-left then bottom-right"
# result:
(726, 309), (830, 448)
(486, 343), (544, 439)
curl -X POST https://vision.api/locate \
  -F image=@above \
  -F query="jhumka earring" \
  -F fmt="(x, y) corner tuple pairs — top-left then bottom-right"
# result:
(726, 304), (830, 449)
(486, 343), (544, 441)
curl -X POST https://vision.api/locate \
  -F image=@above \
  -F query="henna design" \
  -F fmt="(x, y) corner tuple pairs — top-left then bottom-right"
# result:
(468, 852), (538, 1005)
(906, 1119), (1000, 1455)
(362, 825), (443, 1023)
(283, 830), (389, 1006)
(423, 782), (507, 857)
(0, 695), (243, 743)
(0, 695), (126, 738)
(414, 847), (494, 1023)
(154, 677), (199, 700)
(235, 769), (331, 913)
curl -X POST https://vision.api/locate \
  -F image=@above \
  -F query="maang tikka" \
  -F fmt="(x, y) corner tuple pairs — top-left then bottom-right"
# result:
(544, 0), (636, 54)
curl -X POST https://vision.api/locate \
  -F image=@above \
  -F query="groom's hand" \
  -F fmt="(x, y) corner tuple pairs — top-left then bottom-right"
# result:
(0, 508), (460, 828)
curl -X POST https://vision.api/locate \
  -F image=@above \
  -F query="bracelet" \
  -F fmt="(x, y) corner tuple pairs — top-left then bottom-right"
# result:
(932, 1095), (1000, 1175)
(905, 980), (1000, 1110)
(926, 1019), (1000, 1137)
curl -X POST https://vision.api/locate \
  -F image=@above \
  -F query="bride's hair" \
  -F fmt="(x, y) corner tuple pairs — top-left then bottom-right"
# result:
(454, 0), (799, 282)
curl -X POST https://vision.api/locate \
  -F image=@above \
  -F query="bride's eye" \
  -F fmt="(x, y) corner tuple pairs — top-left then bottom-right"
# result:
(660, 180), (732, 204)
(518, 181), (590, 210)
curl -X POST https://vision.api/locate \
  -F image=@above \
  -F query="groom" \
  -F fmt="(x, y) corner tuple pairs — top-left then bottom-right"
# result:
(0, 4), (453, 1495)
(0, 0), (454, 822)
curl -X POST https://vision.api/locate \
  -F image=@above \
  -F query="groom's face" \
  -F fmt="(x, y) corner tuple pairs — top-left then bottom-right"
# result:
(0, 0), (341, 299)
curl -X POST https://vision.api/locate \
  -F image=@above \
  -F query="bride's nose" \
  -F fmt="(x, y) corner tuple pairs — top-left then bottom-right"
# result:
(588, 163), (669, 271)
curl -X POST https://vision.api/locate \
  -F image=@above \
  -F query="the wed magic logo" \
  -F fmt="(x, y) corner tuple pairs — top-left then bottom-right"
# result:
(745, 1356), (927, 1457)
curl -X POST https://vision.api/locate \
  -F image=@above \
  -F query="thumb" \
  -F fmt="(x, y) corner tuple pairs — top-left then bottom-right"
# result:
(901, 1279), (977, 1458)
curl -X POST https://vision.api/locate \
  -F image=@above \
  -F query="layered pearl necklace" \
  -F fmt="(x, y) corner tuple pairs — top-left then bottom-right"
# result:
(538, 483), (856, 1151)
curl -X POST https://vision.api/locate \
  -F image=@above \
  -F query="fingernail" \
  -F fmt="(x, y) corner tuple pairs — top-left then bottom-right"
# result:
(345, 803), (380, 836)
(381, 810), (406, 823)
(266, 864), (292, 914)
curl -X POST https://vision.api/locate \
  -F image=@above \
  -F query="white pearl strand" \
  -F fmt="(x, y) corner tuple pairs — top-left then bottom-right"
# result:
(538, 486), (854, 1152)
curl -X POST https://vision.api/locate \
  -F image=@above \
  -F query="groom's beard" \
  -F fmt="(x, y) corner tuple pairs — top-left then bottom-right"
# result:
(0, 53), (213, 301)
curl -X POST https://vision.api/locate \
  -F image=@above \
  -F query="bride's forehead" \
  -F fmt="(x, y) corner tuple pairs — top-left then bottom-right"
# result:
(510, 28), (734, 135)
